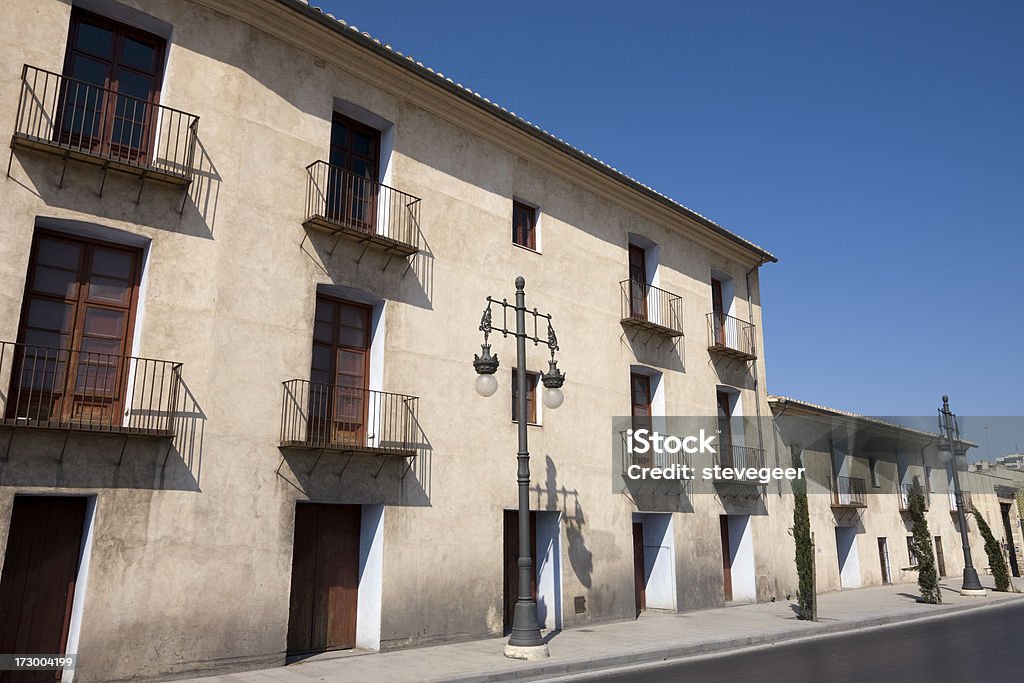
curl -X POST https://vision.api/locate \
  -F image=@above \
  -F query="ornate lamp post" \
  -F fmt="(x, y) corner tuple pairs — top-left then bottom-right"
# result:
(936, 395), (986, 596)
(473, 276), (564, 660)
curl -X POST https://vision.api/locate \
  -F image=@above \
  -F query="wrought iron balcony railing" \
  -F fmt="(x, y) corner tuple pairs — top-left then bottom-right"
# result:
(280, 379), (419, 456)
(899, 483), (930, 511)
(710, 444), (767, 485)
(619, 430), (690, 474)
(303, 161), (421, 257)
(619, 280), (683, 337)
(830, 476), (868, 508)
(11, 65), (199, 185)
(949, 489), (973, 514)
(707, 313), (757, 361)
(0, 341), (181, 437)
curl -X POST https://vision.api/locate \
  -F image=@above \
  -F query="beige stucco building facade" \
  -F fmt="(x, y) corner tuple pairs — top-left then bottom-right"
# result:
(5, 2), (1012, 682)
(0, 1), (818, 680)
(770, 396), (1024, 593)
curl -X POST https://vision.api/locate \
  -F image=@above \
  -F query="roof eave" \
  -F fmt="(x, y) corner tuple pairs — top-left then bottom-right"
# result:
(274, 0), (777, 265)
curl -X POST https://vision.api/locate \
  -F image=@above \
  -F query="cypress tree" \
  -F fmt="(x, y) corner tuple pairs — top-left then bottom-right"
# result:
(972, 510), (1010, 592)
(791, 448), (815, 620)
(908, 476), (941, 604)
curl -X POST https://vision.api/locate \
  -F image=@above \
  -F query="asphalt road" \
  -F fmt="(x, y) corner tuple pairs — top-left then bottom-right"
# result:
(566, 600), (1024, 683)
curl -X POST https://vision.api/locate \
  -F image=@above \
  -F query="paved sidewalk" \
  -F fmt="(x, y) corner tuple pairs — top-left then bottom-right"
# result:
(193, 577), (1024, 683)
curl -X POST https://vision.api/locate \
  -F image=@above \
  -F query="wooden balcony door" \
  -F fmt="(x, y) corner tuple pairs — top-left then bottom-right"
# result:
(711, 277), (726, 346)
(287, 504), (361, 654)
(8, 232), (141, 426)
(309, 296), (371, 448)
(628, 244), (647, 320)
(59, 8), (165, 163)
(327, 113), (380, 232)
(0, 497), (87, 683)
(630, 372), (653, 467)
(717, 390), (734, 469)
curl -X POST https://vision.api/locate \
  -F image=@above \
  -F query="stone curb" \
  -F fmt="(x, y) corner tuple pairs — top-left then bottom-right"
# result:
(433, 593), (1024, 683)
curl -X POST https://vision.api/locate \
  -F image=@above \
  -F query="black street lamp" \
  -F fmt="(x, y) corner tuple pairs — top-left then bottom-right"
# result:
(473, 276), (564, 660)
(936, 395), (986, 596)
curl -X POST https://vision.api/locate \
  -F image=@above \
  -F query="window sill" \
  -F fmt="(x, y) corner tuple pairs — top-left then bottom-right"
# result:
(512, 242), (542, 256)
(512, 420), (542, 428)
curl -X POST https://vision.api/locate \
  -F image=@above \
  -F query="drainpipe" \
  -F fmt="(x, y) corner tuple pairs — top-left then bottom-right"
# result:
(771, 397), (791, 496)
(745, 258), (771, 489)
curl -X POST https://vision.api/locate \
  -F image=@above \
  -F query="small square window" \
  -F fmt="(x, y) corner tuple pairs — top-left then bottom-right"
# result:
(512, 200), (537, 250)
(512, 369), (539, 424)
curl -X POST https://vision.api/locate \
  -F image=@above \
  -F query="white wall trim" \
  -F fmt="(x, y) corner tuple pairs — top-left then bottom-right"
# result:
(534, 511), (562, 630)
(727, 515), (756, 602)
(54, 494), (96, 683)
(355, 504), (384, 651)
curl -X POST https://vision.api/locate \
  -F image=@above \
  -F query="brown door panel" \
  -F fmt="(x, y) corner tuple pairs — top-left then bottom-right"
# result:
(0, 497), (86, 683)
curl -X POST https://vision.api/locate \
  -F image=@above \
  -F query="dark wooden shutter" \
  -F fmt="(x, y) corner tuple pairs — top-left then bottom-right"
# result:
(0, 497), (87, 682)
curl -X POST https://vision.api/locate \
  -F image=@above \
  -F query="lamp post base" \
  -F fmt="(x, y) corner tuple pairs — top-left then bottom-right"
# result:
(504, 643), (550, 660)
(960, 567), (986, 596)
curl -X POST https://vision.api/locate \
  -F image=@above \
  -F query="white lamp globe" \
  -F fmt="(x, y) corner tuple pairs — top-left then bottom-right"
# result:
(475, 373), (498, 397)
(938, 449), (952, 464)
(542, 386), (564, 410)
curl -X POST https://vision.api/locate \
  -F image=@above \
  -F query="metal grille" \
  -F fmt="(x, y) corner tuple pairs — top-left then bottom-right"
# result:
(619, 280), (683, 336)
(712, 445), (767, 480)
(12, 64), (199, 181)
(304, 161), (421, 254)
(706, 312), (757, 358)
(0, 341), (182, 436)
(280, 379), (419, 455)
(830, 476), (868, 507)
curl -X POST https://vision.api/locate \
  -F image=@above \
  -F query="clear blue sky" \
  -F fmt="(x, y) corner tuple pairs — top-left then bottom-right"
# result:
(318, 1), (1024, 452)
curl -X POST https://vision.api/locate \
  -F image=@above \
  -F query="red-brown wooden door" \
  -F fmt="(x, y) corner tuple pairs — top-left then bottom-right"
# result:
(711, 277), (726, 345)
(327, 113), (380, 232)
(309, 297), (371, 448)
(7, 232), (141, 427)
(287, 503), (361, 654)
(632, 522), (646, 616)
(0, 497), (87, 683)
(716, 390), (733, 469)
(877, 538), (891, 585)
(59, 9), (165, 163)
(934, 536), (947, 578)
(503, 510), (538, 632)
(720, 515), (733, 602)
(630, 373), (653, 467)
(628, 245), (647, 320)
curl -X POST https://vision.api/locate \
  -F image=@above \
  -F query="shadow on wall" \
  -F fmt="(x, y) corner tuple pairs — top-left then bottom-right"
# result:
(532, 455), (593, 589)
(299, 227), (434, 311)
(0, 375), (206, 491)
(274, 407), (433, 506)
(7, 140), (221, 240)
(708, 353), (757, 389)
(184, 136), (222, 235)
(621, 328), (684, 374)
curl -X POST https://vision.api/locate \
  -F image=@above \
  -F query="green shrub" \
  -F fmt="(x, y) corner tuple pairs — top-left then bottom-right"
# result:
(972, 510), (1011, 592)
(907, 477), (941, 604)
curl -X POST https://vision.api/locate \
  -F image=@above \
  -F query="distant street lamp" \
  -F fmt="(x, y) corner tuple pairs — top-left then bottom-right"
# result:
(473, 276), (564, 659)
(936, 395), (986, 596)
